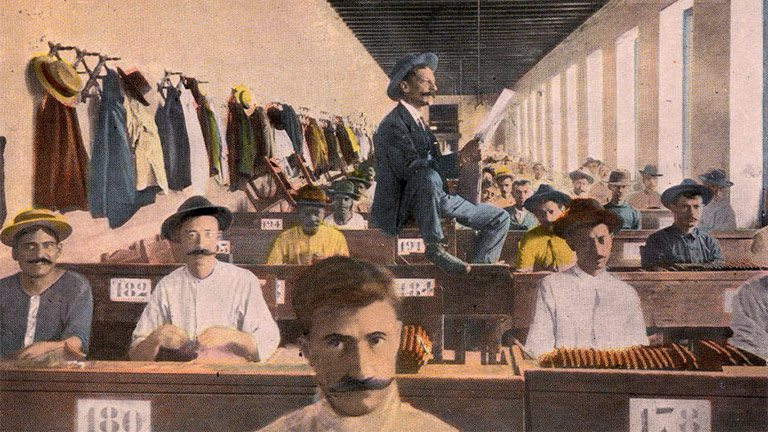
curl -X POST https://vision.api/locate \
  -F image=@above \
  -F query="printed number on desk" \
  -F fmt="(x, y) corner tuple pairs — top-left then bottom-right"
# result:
(395, 278), (435, 297)
(275, 279), (286, 305)
(216, 240), (231, 255)
(397, 238), (426, 255)
(629, 398), (711, 432)
(110, 279), (151, 303)
(260, 218), (283, 230)
(76, 399), (151, 432)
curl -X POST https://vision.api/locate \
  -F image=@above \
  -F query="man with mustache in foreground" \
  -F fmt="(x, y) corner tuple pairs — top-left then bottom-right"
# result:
(259, 256), (456, 431)
(0, 209), (93, 360)
(129, 196), (279, 361)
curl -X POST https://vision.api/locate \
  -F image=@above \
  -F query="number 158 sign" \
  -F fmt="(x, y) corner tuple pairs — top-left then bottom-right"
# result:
(630, 398), (711, 432)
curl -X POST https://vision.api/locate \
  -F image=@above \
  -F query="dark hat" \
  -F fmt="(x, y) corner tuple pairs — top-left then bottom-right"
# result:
(523, 184), (571, 212)
(328, 179), (358, 199)
(161, 196), (233, 240)
(386, 52), (438, 101)
(639, 165), (662, 177)
(569, 170), (594, 184)
(608, 169), (632, 186)
(660, 179), (713, 208)
(117, 67), (151, 106)
(295, 185), (328, 207)
(698, 169), (733, 187)
(584, 157), (601, 165)
(552, 198), (623, 238)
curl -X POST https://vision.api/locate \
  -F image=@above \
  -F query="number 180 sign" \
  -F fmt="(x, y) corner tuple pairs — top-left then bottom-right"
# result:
(76, 399), (151, 432)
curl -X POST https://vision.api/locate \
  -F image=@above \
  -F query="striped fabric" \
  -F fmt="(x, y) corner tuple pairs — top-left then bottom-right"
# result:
(265, 223), (349, 265)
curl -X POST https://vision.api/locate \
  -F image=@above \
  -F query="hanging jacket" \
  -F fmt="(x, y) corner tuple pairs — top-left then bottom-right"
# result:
(281, 104), (304, 156)
(188, 79), (223, 178)
(249, 106), (273, 175)
(124, 96), (169, 192)
(156, 85), (191, 191)
(323, 122), (342, 167)
(179, 88), (209, 195)
(305, 118), (329, 173)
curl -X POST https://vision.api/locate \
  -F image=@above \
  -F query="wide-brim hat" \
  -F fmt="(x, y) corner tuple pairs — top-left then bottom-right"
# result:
(660, 179), (713, 208)
(30, 54), (83, 107)
(698, 169), (733, 187)
(386, 52), (438, 101)
(328, 179), (358, 199)
(639, 165), (662, 177)
(295, 184), (328, 207)
(552, 198), (623, 238)
(1, 208), (72, 246)
(494, 168), (514, 182)
(569, 170), (594, 184)
(233, 85), (252, 109)
(608, 169), (632, 186)
(523, 184), (571, 212)
(160, 196), (233, 240)
(117, 66), (151, 106)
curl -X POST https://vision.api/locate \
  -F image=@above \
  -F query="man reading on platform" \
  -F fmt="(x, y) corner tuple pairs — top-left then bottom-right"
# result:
(627, 165), (663, 210)
(640, 179), (723, 269)
(130, 196), (280, 362)
(526, 199), (648, 359)
(0, 209), (92, 360)
(370, 52), (509, 274)
(266, 185), (349, 265)
(324, 179), (367, 230)
(506, 180), (538, 231)
(514, 185), (574, 272)
(259, 256), (457, 432)
(604, 169), (640, 230)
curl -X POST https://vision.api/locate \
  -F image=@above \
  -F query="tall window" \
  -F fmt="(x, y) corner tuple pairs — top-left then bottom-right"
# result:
(566, 63), (579, 171)
(586, 50), (604, 162)
(550, 74), (563, 174)
(616, 28), (638, 174)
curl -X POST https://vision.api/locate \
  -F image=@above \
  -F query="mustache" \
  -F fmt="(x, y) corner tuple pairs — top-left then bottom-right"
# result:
(187, 249), (216, 256)
(421, 91), (436, 97)
(328, 376), (393, 393)
(27, 258), (53, 265)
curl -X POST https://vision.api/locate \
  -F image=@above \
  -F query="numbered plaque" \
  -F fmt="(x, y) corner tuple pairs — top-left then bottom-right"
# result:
(622, 242), (645, 261)
(629, 398), (711, 432)
(260, 218), (283, 230)
(76, 399), (151, 432)
(275, 280), (286, 305)
(216, 240), (231, 255)
(397, 238), (426, 255)
(109, 279), (152, 303)
(723, 288), (738, 314)
(395, 278), (435, 297)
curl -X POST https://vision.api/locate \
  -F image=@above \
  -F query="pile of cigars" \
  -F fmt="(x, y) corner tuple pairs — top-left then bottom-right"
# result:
(538, 340), (765, 371)
(397, 324), (433, 373)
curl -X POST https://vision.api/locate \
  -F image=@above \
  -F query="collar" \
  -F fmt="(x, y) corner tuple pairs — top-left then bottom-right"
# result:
(569, 264), (608, 280)
(184, 258), (218, 281)
(668, 224), (700, 238)
(399, 100), (424, 125)
(314, 384), (401, 431)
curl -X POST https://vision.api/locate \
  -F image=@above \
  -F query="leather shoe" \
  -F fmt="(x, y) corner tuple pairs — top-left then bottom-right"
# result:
(425, 244), (471, 274)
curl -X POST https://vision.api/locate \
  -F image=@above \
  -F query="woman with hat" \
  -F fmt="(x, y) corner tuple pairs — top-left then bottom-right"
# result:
(525, 199), (648, 359)
(0, 208), (92, 360)
(324, 179), (367, 230)
(640, 179), (724, 269)
(627, 165), (663, 210)
(698, 168), (737, 232)
(514, 184), (574, 272)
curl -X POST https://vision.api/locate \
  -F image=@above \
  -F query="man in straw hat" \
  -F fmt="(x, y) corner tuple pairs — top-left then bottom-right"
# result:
(525, 199), (648, 358)
(371, 52), (509, 274)
(266, 185), (350, 265)
(324, 179), (367, 230)
(640, 179), (723, 269)
(259, 256), (457, 431)
(0, 208), (92, 360)
(514, 184), (574, 272)
(604, 169), (640, 230)
(698, 168), (737, 232)
(130, 196), (279, 361)
(627, 165), (663, 210)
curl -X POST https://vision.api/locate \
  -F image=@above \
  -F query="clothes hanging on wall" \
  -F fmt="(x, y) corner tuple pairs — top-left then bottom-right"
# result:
(225, 92), (257, 190)
(249, 106), (273, 176)
(156, 85), (191, 191)
(281, 104), (304, 157)
(180, 87), (210, 195)
(33, 94), (89, 211)
(335, 122), (358, 166)
(187, 78), (223, 178)
(323, 122), (342, 167)
(304, 118), (329, 174)
(124, 96), (169, 192)
(0, 136), (6, 227)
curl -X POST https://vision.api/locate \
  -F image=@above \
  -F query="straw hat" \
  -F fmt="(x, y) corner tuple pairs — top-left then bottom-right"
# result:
(1, 208), (72, 246)
(30, 54), (83, 107)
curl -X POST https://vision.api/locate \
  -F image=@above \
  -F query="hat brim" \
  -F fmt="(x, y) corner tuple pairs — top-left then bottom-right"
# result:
(31, 55), (80, 107)
(523, 191), (571, 212)
(639, 171), (662, 177)
(160, 206), (233, 240)
(386, 53), (438, 101)
(697, 174), (733, 187)
(661, 184), (713, 207)
(1, 218), (72, 246)
(117, 67), (150, 106)
(494, 173), (514, 181)
(552, 209), (623, 238)
(569, 173), (594, 184)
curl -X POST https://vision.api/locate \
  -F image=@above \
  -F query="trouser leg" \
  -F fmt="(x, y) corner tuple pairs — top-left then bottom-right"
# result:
(440, 194), (510, 263)
(406, 168), (446, 244)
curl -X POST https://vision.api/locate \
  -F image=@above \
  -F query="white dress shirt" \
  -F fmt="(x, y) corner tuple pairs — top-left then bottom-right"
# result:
(400, 100), (426, 129)
(131, 261), (280, 362)
(728, 275), (768, 359)
(525, 265), (649, 358)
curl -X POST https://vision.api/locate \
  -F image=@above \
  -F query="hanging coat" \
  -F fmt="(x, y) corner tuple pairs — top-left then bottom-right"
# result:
(187, 79), (222, 177)
(180, 88), (209, 195)
(323, 123), (342, 167)
(156, 85), (191, 191)
(305, 118), (329, 173)
(281, 104), (304, 156)
(89, 68), (155, 228)
(225, 95), (256, 189)
(33, 94), (89, 211)
(249, 106), (273, 175)
(124, 97), (169, 192)
(335, 123), (357, 166)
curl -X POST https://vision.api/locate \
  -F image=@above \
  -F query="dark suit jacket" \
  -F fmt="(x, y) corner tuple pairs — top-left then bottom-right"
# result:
(370, 103), (442, 236)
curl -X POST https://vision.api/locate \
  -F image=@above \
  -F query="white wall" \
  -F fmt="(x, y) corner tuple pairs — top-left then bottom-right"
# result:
(616, 27), (638, 173)
(586, 49), (604, 161)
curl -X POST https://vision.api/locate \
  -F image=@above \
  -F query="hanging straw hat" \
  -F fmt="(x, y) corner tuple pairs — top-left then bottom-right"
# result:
(30, 54), (83, 107)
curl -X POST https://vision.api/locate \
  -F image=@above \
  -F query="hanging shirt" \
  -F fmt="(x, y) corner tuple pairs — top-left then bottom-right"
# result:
(604, 201), (640, 230)
(124, 98), (169, 192)
(525, 265), (649, 359)
(131, 261), (280, 362)
(514, 225), (574, 271)
(640, 225), (723, 268)
(266, 223), (349, 265)
(699, 194), (737, 232)
(180, 89), (210, 195)
(728, 275), (768, 359)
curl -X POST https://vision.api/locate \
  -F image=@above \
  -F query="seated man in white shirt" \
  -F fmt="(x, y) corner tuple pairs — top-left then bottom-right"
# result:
(525, 198), (648, 359)
(129, 196), (280, 362)
(259, 256), (456, 432)
(728, 275), (768, 360)
(324, 179), (367, 230)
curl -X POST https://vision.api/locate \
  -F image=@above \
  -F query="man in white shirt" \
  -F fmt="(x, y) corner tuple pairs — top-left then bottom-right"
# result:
(129, 196), (280, 361)
(259, 256), (456, 432)
(525, 198), (648, 359)
(728, 275), (768, 359)
(324, 179), (367, 230)
(698, 168), (737, 231)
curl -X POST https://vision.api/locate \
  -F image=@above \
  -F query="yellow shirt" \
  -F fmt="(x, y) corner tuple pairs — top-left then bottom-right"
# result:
(514, 226), (574, 271)
(265, 223), (349, 265)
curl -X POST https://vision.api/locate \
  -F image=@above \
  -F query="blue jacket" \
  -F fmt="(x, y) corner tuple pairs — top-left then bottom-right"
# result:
(370, 103), (442, 236)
